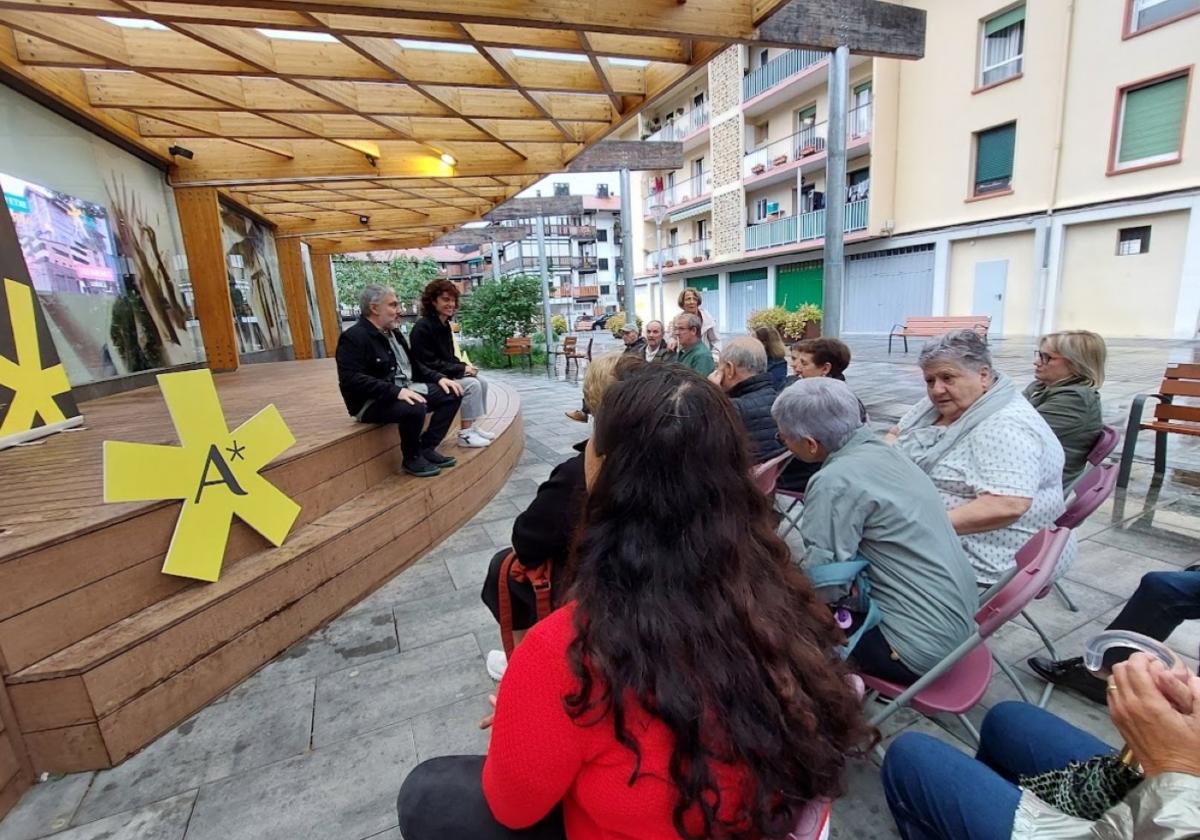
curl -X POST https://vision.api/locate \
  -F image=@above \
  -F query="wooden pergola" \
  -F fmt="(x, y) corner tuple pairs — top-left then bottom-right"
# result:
(0, 0), (923, 366)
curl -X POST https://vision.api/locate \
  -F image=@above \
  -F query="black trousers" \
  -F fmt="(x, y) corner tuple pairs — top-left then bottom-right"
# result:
(361, 387), (461, 459)
(397, 755), (566, 840)
(849, 626), (921, 685)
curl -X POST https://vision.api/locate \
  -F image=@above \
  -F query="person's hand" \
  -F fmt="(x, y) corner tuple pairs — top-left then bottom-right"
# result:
(465, 364), (478, 377)
(439, 378), (464, 396)
(666, 337), (678, 352)
(478, 694), (498, 730)
(1108, 653), (1200, 777)
(397, 388), (426, 405)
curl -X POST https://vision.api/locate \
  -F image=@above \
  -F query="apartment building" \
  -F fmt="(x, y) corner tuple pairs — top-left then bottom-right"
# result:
(496, 183), (623, 320)
(627, 0), (1200, 339)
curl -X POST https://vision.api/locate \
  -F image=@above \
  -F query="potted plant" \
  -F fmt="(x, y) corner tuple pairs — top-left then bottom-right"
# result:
(800, 144), (817, 156)
(797, 303), (823, 339)
(678, 256), (689, 265)
(751, 163), (766, 175)
(772, 153), (788, 166)
(664, 259), (675, 268)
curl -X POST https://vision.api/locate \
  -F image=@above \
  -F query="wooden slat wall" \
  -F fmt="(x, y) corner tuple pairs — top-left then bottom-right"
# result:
(310, 252), (343, 357)
(175, 186), (239, 372)
(0, 682), (33, 823)
(276, 237), (315, 361)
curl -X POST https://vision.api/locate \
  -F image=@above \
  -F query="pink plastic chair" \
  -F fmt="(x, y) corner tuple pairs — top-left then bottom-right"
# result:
(777, 488), (805, 539)
(862, 527), (1071, 748)
(1087, 425), (1120, 466)
(752, 450), (792, 496)
(1057, 463), (1118, 530)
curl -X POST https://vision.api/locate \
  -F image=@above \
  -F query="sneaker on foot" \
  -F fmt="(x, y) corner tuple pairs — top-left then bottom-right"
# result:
(1028, 655), (1108, 705)
(565, 410), (588, 423)
(458, 430), (492, 448)
(472, 427), (498, 440)
(421, 448), (457, 469)
(486, 649), (508, 681)
(402, 455), (441, 478)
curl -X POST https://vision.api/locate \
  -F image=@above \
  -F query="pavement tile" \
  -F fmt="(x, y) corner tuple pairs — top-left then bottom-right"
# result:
(469, 497), (522, 524)
(426, 523), (496, 555)
(0, 773), (94, 840)
(443, 546), (503, 592)
(344, 556), (455, 616)
(1062, 542), (1181, 599)
(410, 691), (493, 762)
(61, 793), (195, 840)
(393, 587), (499, 651)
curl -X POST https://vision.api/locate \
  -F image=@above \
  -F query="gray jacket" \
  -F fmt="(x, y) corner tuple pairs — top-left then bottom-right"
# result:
(1013, 773), (1200, 839)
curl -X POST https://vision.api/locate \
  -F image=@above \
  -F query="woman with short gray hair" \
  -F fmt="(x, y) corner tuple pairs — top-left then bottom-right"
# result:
(893, 330), (1074, 586)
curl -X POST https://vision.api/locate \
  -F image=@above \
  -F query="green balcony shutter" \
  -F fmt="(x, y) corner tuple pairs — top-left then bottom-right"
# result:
(975, 123), (1016, 186)
(984, 5), (1025, 35)
(1118, 76), (1188, 164)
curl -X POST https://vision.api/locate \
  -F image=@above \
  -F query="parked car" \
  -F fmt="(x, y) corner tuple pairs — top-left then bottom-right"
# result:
(591, 314), (613, 331)
(573, 316), (594, 332)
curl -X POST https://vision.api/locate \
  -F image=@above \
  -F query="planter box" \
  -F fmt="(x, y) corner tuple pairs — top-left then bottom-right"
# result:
(664, 260), (675, 268)
(803, 321), (822, 340)
(751, 164), (766, 175)
(800, 146), (818, 157)
(772, 154), (788, 166)
(678, 257), (689, 265)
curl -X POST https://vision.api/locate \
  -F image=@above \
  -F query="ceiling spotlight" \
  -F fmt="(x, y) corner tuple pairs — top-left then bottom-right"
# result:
(440, 153), (456, 166)
(168, 145), (194, 160)
(358, 215), (369, 225)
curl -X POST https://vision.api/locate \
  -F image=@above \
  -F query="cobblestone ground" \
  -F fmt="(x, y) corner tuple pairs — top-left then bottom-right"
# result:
(3, 334), (1199, 840)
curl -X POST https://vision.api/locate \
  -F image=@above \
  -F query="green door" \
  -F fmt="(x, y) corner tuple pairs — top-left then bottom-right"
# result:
(776, 260), (823, 310)
(683, 274), (720, 325)
(689, 274), (718, 292)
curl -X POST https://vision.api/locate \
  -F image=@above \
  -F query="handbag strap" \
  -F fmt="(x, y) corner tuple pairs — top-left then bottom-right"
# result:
(498, 553), (555, 657)
(498, 550), (518, 657)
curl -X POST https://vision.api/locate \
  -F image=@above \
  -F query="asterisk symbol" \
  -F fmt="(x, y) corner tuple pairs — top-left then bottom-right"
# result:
(103, 369), (300, 582)
(0, 278), (71, 438)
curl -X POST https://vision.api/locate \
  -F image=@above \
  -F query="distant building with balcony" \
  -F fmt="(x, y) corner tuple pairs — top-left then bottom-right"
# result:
(353, 246), (491, 296)
(625, 2), (1200, 340)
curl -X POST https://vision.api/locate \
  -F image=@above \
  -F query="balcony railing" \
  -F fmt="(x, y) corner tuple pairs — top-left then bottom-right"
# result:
(742, 104), (872, 180)
(645, 239), (711, 271)
(745, 199), (869, 251)
(742, 49), (828, 101)
(644, 101), (710, 143)
(542, 223), (596, 239)
(644, 169), (711, 215)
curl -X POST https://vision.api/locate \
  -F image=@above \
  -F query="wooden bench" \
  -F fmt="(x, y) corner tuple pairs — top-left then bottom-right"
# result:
(1117, 363), (1200, 488)
(889, 315), (991, 353)
(504, 337), (532, 369)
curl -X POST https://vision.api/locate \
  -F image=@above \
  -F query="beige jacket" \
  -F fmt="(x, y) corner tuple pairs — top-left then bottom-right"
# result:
(1013, 773), (1200, 839)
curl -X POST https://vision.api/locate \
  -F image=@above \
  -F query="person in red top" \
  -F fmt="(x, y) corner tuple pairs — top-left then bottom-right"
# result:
(397, 363), (872, 840)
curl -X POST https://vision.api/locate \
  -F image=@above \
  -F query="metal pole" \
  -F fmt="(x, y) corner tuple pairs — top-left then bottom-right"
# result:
(619, 168), (637, 328)
(490, 239), (501, 281)
(655, 221), (665, 325)
(534, 212), (554, 357)
(823, 45), (849, 339)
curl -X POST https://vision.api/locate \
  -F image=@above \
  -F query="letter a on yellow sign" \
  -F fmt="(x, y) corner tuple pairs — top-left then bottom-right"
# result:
(103, 369), (301, 582)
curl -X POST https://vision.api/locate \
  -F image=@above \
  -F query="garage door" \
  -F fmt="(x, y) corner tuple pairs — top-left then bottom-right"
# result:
(728, 268), (769, 333)
(843, 245), (935, 334)
(776, 260), (823, 310)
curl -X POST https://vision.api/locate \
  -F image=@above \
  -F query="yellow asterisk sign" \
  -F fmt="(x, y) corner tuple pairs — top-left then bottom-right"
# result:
(103, 368), (301, 582)
(0, 278), (72, 438)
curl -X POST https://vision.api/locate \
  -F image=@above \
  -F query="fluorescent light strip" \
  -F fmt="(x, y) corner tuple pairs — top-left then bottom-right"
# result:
(396, 39), (478, 54)
(256, 28), (338, 42)
(100, 17), (168, 30)
(513, 49), (588, 62)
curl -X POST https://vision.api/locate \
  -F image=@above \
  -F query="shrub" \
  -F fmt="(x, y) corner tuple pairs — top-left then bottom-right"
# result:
(606, 311), (644, 338)
(550, 314), (568, 337)
(747, 306), (790, 334)
(457, 274), (543, 347)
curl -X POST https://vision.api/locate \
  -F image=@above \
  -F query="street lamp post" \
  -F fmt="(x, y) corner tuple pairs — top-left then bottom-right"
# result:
(650, 200), (668, 323)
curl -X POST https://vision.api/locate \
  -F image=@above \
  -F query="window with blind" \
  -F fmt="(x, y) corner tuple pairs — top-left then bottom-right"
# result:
(973, 122), (1016, 195)
(979, 6), (1025, 87)
(1130, 0), (1199, 33)
(1115, 74), (1189, 168)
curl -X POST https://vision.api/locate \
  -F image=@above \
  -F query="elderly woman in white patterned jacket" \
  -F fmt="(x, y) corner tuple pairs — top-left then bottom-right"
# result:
(888, 329), (1074, 587)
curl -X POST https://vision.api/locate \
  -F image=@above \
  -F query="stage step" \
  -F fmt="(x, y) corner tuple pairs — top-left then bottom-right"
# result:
(3, 394), (521, 774)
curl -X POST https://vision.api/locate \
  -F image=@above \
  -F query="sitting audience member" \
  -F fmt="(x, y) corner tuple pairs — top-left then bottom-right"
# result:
(336, 284), (463, 478)
(1030, 565), (1200, 704)
(481, 352), (637, 678)
(619, 323), (646, 355)
(642, 320), (671, 362)
(774, 378), (976, 684)
(754, 325), (789, 389)
(776, 337), (864, 494)
(710, 336), (787, 465)
(1024, 330), (1106, 487)
(678, 286), (720, 354)
(409, 279), (494, 449)
(892, 330), (1073, 586)
(399, 363), (871, 840)
(883, 657), (1200, 840)
(669, 313), (716, 376)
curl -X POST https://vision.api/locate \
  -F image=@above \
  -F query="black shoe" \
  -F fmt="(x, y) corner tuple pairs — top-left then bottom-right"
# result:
(1028, 656), (1108, 705)
(421, 448), (457, 469)
(402, 456), (441, 478)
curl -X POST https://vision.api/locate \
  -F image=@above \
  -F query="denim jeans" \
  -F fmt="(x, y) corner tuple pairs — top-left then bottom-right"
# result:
(881, 702), (1114, 840)
(1107, 569), (1200, 650)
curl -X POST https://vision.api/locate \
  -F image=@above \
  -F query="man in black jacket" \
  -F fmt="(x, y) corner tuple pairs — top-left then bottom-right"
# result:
(336, 284), (464, 478)
(709, 336), (787, 465)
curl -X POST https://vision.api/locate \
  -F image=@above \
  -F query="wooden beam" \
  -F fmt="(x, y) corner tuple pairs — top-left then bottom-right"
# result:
(275, 237), (315, 360)
(567, 140), (683, 172)
(274, 205), (480, 235)
(576, 32), (623, 113)
(484, 194), (584, 221)
(174, 186), (239, 371)
(307, 250), (342, 353)
(755, 0), (926, 59)
(435, 224), (529, 245)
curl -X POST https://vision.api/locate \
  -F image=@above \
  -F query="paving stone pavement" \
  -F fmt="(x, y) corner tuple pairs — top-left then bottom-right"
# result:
(3, 334), (1200, 840)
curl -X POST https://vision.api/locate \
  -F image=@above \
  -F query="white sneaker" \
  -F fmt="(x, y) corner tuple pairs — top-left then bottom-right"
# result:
(472, 427), (498, 440)
(486, 649), (508, 681)
(458, 430), (492, 448)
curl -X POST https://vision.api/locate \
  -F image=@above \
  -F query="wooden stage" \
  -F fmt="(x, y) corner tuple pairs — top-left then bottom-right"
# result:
(0, 360), (522, 811)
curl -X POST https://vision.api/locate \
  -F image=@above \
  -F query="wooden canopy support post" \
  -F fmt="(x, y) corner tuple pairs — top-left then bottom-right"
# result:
(174, 186), (239, 372)
(276, 238), (315, 361)
(309, 252), (343, 357)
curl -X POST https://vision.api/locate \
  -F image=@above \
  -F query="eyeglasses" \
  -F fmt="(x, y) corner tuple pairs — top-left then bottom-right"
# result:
(1034, 351), (1060, 364)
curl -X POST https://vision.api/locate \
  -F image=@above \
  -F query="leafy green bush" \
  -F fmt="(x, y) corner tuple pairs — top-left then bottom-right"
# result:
(457, 274), (543, 347)
(469, 340), (547, 370)
(551, 314), (568, 337)
(747, 306), (790, 333)
(606, 311), (644, 338)
(752, 304), (822, 340)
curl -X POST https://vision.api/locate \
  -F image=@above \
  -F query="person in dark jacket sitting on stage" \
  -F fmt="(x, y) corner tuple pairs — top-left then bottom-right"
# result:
(336, 283), (463, 478)
(409, 279), (494, 450)
(710, 336), (787, 465)
(481, 351), (644, 680)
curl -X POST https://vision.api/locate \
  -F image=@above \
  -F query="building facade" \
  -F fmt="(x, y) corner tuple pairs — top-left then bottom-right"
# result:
(626, 0), (1200, 339)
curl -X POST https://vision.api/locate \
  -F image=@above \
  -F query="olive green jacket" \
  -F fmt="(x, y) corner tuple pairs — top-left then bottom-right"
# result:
(1023, 378), (1102, 487)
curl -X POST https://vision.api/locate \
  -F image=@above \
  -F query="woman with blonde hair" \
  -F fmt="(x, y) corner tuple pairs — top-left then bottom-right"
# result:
(1024, 330), (1106, 487)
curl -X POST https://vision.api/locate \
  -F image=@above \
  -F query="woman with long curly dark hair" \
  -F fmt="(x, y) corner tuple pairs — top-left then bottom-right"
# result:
(398, 363), (872, 840)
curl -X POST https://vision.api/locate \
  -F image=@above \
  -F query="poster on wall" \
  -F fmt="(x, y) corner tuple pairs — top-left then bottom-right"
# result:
(221, 207), (292, 355)
(1, 173), (200, 385)
(0, 202), (83, 448)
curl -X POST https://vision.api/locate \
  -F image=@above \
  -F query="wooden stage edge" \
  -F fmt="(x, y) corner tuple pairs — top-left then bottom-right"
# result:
(0, 360), (523, 810)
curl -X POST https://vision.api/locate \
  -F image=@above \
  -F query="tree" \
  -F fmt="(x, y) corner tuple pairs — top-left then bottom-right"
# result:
(457, 274), (543, 348)
(331, 255), (441, 313)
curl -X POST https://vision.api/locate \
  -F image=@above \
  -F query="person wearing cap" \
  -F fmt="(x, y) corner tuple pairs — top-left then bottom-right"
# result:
(620, 322), (646, 356)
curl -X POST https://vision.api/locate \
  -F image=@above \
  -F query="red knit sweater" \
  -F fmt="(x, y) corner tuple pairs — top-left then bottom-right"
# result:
(482, 603), (755, 840)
